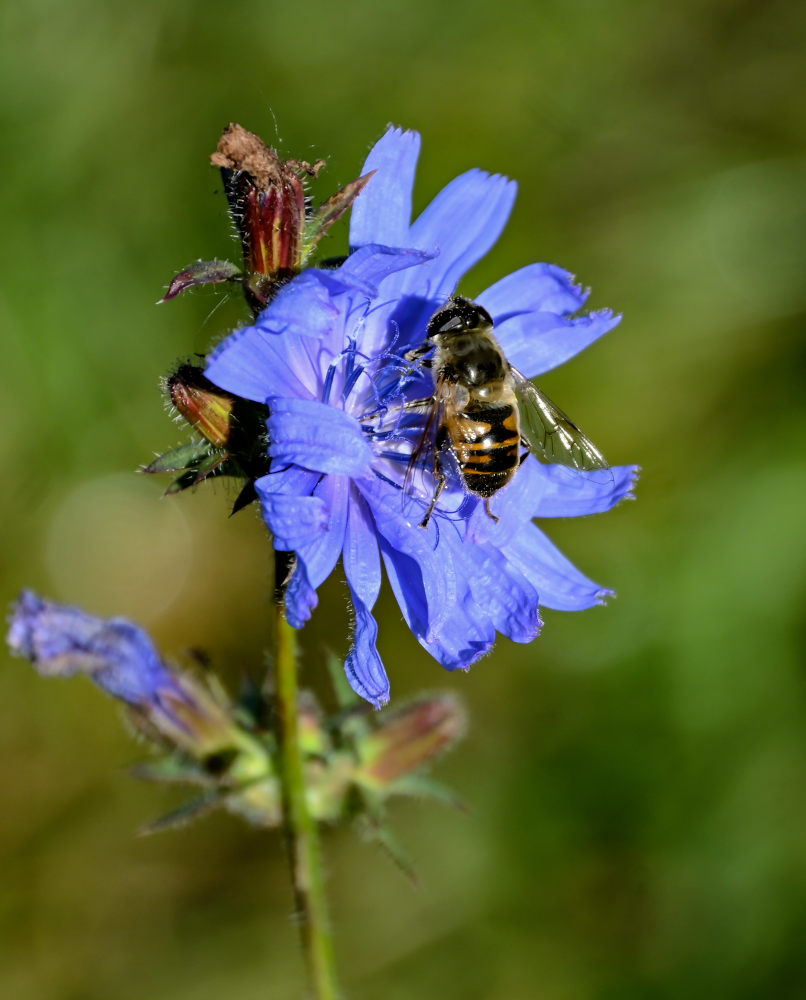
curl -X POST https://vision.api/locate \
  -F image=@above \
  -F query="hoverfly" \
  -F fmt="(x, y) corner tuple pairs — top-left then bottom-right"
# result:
(398, 296), (609, 527)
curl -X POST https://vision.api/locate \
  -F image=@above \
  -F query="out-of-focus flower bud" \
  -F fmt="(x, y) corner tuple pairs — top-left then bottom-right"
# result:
(354, 693), (467, 790)
(297, 691), (330, 758)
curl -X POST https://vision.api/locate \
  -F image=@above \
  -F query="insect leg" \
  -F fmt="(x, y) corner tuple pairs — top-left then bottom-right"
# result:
(420, 425), (448, 529)
(404, 396), (436, 411)
(484, 498), (500, 524)
(404, 343), (433, 363)
(359, 396), (434, 424)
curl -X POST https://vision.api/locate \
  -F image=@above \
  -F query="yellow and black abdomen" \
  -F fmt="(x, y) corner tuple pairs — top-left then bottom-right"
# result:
(451, 402), (521, 498)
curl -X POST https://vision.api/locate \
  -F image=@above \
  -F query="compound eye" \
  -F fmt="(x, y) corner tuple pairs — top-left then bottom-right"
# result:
(427, 303), (464, 338)
(427, 296), (493, 338)
(471, 303), (494, 327)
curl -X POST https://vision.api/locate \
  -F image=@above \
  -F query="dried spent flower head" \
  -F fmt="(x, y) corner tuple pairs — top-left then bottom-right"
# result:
(162, 122), (373, 312)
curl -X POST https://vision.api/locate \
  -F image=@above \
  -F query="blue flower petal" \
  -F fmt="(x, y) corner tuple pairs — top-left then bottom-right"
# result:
(376, 516), (494, 671)
(403, 169), (518, 303)
(509, 525), (612, 611)
(342, 488), (390, 705)
(338, 243), (435, 298)
(283, 475), (350, 628)
(494, 308), (621, 377)
(268, 398), (374, 477)
(262, 271), (343, 339)
(410, 527), (540, 669)
(417, 581), (497, 671)
(205, 319), (316, 402)
(478, 263), (588, 318)
(461, 540), (541, 644)
(284, 559), (318, 630)
(531, 463), (638, 518)
(467, 460), (638, 544)
(256, 468), (327, 551)
(420, 621), (496, 671)
(350, 126), (421, 249)
(358, 475), (454, 641)
(465, 461), (542, 546)
(342, 488), (382, 608)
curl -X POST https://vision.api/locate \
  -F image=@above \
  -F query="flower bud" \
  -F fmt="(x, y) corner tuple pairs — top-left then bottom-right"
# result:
(355, 694), (467, 789)
(160, 259), (242, 302)
(167, 364), (236, 449)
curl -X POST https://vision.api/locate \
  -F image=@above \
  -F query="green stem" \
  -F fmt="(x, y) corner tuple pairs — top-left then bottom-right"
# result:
(275, 605), (340, 1000)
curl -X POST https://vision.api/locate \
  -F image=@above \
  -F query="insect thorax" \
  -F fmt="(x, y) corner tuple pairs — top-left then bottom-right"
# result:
(435, 334), (509, 388)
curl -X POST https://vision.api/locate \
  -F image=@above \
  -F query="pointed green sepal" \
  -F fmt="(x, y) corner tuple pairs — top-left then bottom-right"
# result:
(141, 440), (215, 475)
(302, 171), (375, 261)
(230, 480), (258, 515)
(139, 793), (224, 835)
(385, 774), (469, 811)
(357, 814), (420, 886)
(160, 259), (242, 302)
(130, 755), (212, 785)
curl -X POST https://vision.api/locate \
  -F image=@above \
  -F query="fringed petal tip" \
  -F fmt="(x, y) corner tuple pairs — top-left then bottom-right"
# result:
(479, 261), (590, 320)
(625, 465), (641, 500)
(421, 629), (496, 672)
(495, 306), (621, 377)
(529, 463), (641, 520)
(383, 124), (421, 141)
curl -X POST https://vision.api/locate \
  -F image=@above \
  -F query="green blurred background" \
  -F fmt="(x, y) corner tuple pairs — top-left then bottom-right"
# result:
(2, 0), (806, 996)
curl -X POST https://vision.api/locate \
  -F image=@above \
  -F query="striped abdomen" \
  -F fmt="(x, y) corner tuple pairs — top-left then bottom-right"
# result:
(449, 401), (521, 498)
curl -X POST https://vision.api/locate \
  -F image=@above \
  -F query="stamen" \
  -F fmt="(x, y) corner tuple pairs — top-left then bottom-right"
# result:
(343, 361), (366, 401)
(321, 361), (337, 405)
(342, 338), (357, 392)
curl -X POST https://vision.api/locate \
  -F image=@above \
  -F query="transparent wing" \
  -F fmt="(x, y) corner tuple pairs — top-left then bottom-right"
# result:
(511, 366), (609, 471)
(402, 377), (445, 501)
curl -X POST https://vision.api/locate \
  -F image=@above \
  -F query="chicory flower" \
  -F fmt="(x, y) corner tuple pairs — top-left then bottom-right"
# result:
(206, 127), (637, 708)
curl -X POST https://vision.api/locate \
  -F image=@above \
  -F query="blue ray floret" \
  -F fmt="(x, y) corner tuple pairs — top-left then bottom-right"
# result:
(206, 127), (638, 708)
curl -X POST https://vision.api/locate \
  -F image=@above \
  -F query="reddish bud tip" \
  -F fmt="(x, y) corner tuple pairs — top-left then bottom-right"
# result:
(168, 365), (236, 448)
(359, 694), (467, 786)
(160, 259), (242, 302)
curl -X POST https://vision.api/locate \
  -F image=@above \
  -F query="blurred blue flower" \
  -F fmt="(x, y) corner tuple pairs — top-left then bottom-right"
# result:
(7, 591), (236, 755)
(9, 590), (176, 702)
(206, 127), (637, 708)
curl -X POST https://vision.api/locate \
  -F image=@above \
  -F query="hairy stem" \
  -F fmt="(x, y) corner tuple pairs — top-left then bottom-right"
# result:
(275, 606), (340, 1000)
